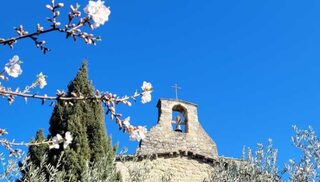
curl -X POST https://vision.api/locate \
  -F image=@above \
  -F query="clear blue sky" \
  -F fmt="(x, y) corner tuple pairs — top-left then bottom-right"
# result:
(1, 0), (320, 169)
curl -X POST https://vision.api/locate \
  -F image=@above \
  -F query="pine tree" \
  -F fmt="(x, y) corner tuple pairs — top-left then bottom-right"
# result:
(27, 62), (116, 181)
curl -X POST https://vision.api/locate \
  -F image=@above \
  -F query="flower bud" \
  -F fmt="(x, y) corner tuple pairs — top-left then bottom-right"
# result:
(46, 4), (53, 10)
(90, 24), (94, 30)
(37, 24), (44, 32)
(54, 11), (60, 17)
(70, 5), (75, 12)
(56, 3), (64, 8)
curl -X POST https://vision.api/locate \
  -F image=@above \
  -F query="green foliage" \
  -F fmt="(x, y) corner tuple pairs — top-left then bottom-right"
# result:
(20, 154), (68, 182)
(27, 62), (116, 181)
(19, 154), (118, 182)
(28, 129), (47, 167)
(205, 158), (278, 182)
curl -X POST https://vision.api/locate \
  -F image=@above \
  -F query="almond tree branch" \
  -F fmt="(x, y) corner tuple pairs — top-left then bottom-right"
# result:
(0, 90), (139, 102)
(0, 28), (60, 46)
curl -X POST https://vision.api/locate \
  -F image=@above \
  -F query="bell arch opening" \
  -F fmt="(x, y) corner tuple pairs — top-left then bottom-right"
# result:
(171, 104), (188, 133)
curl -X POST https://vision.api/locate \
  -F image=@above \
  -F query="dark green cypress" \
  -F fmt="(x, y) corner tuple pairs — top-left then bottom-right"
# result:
(28, 129), (47, 167)
(20, 129), (47, 181)
(27, 62), (116, 181)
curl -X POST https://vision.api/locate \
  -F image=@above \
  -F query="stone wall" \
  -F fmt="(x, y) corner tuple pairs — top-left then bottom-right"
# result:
(115, 155), (277, 182)
(116, 156), (213, 182)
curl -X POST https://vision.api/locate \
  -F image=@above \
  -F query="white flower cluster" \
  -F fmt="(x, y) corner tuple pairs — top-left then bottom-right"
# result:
(130, 126), (147, 142)
(84, 0), (111, 28)
(0, 55), (48, 90)
(121, 117), (148, 142)
(49, 131), (73, 150)
(141, 81), (152, 104)
(37, 72), (47, 89)
(4, 55), (22, 78)
(96, 81), (152, 142)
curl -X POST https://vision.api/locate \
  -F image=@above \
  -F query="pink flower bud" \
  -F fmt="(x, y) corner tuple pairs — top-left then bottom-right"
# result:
(56, 3), (64, 8)
(46, 4), (53, 10)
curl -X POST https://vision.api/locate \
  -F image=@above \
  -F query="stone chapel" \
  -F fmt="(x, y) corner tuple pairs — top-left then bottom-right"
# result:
(115, 98), (278, 182)
(115, 98), (224, 181)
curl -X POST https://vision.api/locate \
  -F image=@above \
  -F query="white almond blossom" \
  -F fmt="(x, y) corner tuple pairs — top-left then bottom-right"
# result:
(141, 81), (152, 92)
(129, 131), (139, 141)
(130, 126), (147, 142)
(4, 55), (22, 78)
(122, 117), (131, 127)
(141, 81), (152, 104)
(49, 134), (63, 149)
(63, 131), (73, 149)
(37, 72), (47, 89)
(84, 0), (111, 28)
(49, 132), (73, 149)
(141, 92), (152, 104)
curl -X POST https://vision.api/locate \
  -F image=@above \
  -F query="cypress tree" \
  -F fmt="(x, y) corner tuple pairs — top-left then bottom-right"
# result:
(20, 129), (47, 181)
(28, 129), (47, 167)
(27, 62), (116, 181)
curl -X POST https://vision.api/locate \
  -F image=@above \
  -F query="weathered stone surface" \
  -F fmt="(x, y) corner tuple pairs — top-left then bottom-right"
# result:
(116, 156), (214, 182)
(139, 98), (218, 158)
(115, 155), (277, 182)
(116, 98), (221, 182)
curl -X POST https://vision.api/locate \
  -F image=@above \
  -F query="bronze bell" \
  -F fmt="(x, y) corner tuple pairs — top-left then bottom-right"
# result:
(174, 115), (183, 132)
(175, 124), (183, 132)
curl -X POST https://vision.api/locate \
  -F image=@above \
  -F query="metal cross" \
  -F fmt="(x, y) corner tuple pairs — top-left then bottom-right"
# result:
(171, 84), (181, 100)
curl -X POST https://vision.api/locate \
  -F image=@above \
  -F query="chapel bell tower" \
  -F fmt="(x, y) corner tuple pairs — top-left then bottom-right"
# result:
(139, 98), (218, 158)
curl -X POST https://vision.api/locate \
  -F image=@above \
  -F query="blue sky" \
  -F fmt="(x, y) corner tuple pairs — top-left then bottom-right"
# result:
(1, 0), (320, 169)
